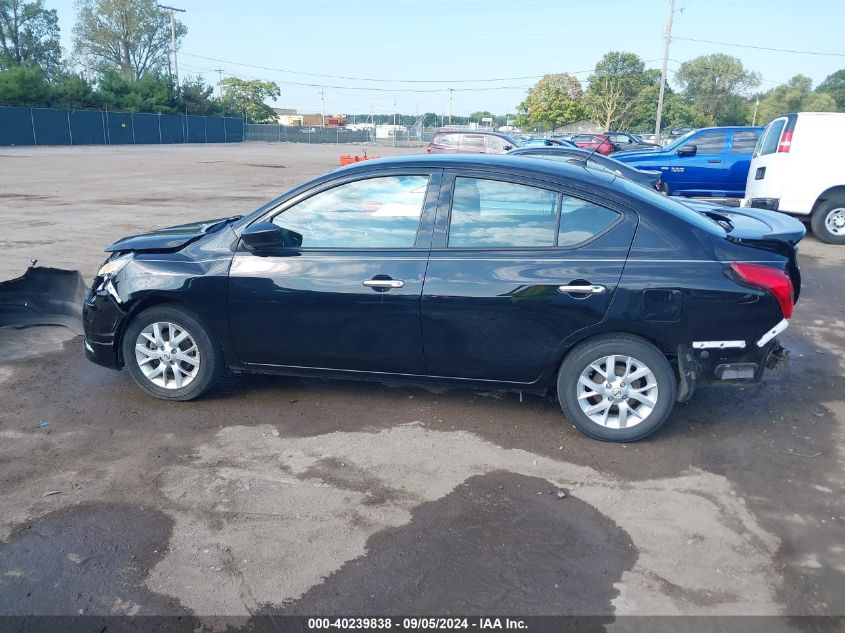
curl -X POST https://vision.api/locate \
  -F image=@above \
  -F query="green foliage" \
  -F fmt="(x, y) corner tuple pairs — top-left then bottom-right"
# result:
(179, 76), (223, 116)
(0, 0), (61, 75)
(219, 77), (280, 123)
(585, 52), (653, 130)
(0, 61), (49, 104)
(50, 70), (100, 108)
(73, 0), (186, 80)
(515, 73), (585, 132)
(815, 69), (845, 110)
(755, 74), (837, 124)
(674, 54), (761, 125)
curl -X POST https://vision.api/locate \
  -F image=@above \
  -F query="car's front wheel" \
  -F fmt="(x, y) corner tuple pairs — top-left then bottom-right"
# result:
(121, 304), (222, 401)
(811, 197), (845, 245)
(557, 334), (677, 442)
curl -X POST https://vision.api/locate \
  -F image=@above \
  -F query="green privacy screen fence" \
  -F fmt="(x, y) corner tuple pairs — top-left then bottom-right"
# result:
(0, 106), (244, 146)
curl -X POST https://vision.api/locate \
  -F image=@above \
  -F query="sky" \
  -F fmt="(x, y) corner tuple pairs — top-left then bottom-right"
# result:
(48, 0), (845, 117)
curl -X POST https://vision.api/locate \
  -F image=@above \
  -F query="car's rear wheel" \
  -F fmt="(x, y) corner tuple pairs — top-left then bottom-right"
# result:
(557, 335), (677, 442)
(122, 304), (221, 401)
(811, 197), (845, 245)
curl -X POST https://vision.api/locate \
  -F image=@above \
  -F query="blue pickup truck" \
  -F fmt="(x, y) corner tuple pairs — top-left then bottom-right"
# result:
(614, 126), (763, 197)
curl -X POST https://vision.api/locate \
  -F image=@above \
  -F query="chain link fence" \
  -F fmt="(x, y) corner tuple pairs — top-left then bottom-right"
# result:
(245, 124), (436, 146)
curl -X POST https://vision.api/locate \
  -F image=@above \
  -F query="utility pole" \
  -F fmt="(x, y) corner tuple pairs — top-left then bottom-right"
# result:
(448, 88), (454, 126)
(215, 68), (224, 96)
(654, 0), (675, 145)
(752, 95), (760, 126)
(319, 86), (325, 127)
(157, 5), (185, 87)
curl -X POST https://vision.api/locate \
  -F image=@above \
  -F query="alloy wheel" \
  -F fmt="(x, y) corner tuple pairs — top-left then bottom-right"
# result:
(576, 354), (659, 429)
(134, 321), (201, 389)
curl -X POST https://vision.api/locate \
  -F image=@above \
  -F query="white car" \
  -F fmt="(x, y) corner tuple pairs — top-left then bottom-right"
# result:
(743, 112), (845, 244)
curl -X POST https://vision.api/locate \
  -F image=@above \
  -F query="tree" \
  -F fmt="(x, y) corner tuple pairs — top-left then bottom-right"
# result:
(675, 54), (761, 125)
(585, 52), (653, 130)
(816, 69), (845, 110)
(73, 0), (185, 80)
(50, 70), (100, 108)
(627, 83), (709, 132)
(515, 73), (585, 132)
(755, 75), (836, 124)
(219, 77), (280, 122)
(178, 76), (222, 116)
(0, 62), (50, 105)
(0, 0), (61, 75)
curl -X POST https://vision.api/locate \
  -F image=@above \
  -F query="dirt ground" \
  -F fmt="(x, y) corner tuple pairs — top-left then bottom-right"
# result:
(0, 143), (843, 625)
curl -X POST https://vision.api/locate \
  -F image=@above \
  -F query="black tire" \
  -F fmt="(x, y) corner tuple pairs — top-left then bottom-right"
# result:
(810, 197), (845, 245)
(557, 334), (677, 442)
(121, 304), (222, 401)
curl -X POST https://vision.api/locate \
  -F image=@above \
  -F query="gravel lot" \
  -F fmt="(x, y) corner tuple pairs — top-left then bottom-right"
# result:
(0, 143), (843, 624)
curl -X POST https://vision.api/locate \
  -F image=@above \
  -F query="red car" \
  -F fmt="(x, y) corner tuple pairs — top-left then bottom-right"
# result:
(569, 133), (614, 155)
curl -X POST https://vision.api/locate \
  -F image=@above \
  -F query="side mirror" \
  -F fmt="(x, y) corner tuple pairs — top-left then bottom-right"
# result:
(241, 221), (283, 249)
(503, 144), (513, 151)
(677, 144), (697, 157)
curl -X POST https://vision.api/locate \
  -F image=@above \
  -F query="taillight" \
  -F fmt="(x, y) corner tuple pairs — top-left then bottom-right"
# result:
(777, 130), (792, 153)
(730, 262), (794, 319)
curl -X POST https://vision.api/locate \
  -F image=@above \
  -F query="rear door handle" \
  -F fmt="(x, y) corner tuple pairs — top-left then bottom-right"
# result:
(558, 284), (607, 295)
(708, 159), (722, 163)
(363, 278), (405, 289)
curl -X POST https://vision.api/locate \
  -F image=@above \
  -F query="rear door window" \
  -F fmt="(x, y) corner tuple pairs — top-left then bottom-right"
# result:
(730, 130), (760, 154)
(448, 177), (558, 248)
(462, 134), (485, 148)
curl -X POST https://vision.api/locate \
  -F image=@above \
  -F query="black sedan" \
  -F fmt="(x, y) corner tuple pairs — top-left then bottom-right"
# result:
(83, 154), (804, 442)
(508, 145), (663, 191)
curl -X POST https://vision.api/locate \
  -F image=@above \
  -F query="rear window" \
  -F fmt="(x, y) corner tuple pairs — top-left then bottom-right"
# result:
(756, 118), (786, 157)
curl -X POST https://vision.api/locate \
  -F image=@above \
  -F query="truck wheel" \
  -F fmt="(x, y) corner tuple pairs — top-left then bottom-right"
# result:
(557, 334), (677, 442)
(811, 197), (845, 245)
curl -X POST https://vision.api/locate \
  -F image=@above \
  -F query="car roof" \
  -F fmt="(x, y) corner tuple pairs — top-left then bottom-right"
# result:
(333, 152), (615, 187)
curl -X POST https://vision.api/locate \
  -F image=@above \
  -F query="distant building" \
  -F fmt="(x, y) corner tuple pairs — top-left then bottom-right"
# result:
(273, 108), (348, 127)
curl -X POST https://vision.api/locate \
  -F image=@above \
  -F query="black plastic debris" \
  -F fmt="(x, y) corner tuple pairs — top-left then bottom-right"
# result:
(0, 265), (88, 335)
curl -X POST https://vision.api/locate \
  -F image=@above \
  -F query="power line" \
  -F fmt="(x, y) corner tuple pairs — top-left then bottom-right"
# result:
(673, 36), (845, 58)
(179, 51), (606, 84)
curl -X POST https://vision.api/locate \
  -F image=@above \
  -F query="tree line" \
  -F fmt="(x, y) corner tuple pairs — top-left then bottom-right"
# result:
(1, 0), (844, 128)
(0, 0), (281, 120)
(515, 51), (844, 133)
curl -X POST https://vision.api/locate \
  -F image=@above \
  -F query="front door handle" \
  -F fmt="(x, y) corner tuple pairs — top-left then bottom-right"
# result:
(363, 278), (405, 290)
(708, 159), (722, 163)
(558, 284), (607, 295)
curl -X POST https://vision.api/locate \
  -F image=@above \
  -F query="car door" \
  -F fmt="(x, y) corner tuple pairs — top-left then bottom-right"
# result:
(724, 129), (761, 196)
(228, 171), (440, 373)
(421, 171), (638, 383)
(673, 130), (730, 195)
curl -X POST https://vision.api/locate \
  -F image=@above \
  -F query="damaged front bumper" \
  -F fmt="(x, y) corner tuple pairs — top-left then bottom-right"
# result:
(82, 288), (127, 370)
(0, 266), (88, 335)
